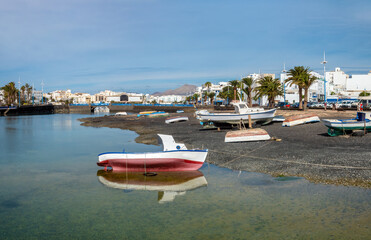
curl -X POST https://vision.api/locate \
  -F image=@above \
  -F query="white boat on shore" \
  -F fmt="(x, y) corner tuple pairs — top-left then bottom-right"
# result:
(115, 112), (127, 116)
(165, 116), (189, 124)
(225, 128), (271, 142)
(282, 114), (320, 127)
(196, 102), (276, 126)
(98, 134), (208, 172)
(322, 111), (371, 136)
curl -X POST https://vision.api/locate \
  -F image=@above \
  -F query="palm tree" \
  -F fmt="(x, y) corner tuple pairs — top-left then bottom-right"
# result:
(218, 86), (234, 103)
(204, 82), (212, 92)
(21, 85), (26, 104)
(241, 77), (254, 107)
(302, 74), (317, 110)
(24, 83), (32, 103)
(1, 82), (18, 106)
(254, 76), (283, 108)
(192, 93), (199, 104)
(285, 66), (310, 110)
(229, 80), (240, 101)
(208, 92), (216, 105)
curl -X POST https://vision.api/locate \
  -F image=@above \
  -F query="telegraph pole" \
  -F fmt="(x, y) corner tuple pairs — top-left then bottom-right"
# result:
(18, 77), (21, 107)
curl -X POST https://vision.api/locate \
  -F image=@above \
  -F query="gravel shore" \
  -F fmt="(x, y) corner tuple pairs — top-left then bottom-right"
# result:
(79, 109), (371, 188)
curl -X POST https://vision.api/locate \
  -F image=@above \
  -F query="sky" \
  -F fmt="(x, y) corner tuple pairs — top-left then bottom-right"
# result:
(0, 0), (370, 94)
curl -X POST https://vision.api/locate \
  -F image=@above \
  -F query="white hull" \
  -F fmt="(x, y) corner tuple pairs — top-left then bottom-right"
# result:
(165, 117), (189, 124)
(197, 109), (276, 124)
(282, 115), (320, 127)
(225, 129), (271, 142)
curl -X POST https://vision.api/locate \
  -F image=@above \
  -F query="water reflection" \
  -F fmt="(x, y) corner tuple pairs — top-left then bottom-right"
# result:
(97, 170), (208, 203)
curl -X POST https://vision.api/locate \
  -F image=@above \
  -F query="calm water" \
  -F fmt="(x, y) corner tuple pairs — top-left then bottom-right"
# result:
(0, 114), (370, 239)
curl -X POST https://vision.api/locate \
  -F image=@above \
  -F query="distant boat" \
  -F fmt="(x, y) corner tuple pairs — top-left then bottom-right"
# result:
(225, 128), (271, 142)
(176, 110), (184, 113)
(148, 112), (169, 118)
(97, 134), (208, 172)
(165, 116), (189, 124)
(196, 102), (276, 126)
(282, 114), (320, 127)
(94, 106), (110, 114)
(115, 112), (127, 116)
(97, 170), (207, 203)
(322, 111), (371, 136)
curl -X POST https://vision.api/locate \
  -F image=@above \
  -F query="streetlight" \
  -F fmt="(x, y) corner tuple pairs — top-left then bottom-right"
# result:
(321, 51), (327, 102)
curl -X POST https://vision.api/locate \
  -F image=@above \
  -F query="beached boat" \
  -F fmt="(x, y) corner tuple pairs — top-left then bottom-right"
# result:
(282, 114), (320, 127)
(225, 128), (271, 142)
(97, 170), (207, 203)
(148, 111), (169, 118)
(115, 112), (127, 116)
(176, 110), (184, 113)
(196, 102), (276, 126)
(273, 115), (285, 122)
(97, 134), (208, 172)
(165, 116), (189, 124)
(322, 111), (371, 136)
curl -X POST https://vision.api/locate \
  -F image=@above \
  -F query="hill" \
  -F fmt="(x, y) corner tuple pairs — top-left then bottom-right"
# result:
(153, 84), (197, 96)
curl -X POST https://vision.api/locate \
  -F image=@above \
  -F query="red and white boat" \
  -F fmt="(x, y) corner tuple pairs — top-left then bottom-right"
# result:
(282, 114), (320, 127)
(97, 134), (208, 172)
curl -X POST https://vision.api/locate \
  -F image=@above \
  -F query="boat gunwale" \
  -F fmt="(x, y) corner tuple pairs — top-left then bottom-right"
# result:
(98, 149), (208, 157)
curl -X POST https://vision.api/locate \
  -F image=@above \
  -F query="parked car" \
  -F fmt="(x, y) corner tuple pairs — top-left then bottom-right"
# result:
(276, 102), (290, 108)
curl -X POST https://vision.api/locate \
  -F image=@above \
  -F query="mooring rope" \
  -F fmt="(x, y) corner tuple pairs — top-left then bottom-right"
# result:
(209, 148), (371, 170)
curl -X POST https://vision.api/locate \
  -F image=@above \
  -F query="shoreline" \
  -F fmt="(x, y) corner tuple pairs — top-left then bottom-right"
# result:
(79, 109), (371, 188)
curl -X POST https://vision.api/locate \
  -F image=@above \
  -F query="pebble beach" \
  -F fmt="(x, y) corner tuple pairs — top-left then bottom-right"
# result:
(79, 109), (371, 188)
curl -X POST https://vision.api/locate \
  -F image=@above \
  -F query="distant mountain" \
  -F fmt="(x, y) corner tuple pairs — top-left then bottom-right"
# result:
(152, 84), (197, 96)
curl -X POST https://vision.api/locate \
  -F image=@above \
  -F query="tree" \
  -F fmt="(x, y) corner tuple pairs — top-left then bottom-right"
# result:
(285, 66), (310, 110)
(208, 92), (216, 105)
(1, 82), (18, 106)
(241, 77), (254, 107)
(218, 86), (235, 103)
(228, 80), (240, 101)
(254, 76), (283, 108)
(359, 91), (370, 96)
(204, 82), (212, 92)
(302, 74), (317, 110)
(20, 85), (26, 104)
(24, 83), (32, 103)
(192, 93), (199, 104)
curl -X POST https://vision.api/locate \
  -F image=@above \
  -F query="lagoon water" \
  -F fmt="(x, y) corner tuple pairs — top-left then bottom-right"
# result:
(0, 114), (370, 239)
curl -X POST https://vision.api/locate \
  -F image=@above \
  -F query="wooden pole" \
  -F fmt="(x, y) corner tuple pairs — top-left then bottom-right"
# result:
(248, 115), (252, 128)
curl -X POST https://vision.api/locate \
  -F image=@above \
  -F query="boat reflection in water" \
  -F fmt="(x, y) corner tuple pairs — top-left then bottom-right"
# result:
(97, 170), (207, 203)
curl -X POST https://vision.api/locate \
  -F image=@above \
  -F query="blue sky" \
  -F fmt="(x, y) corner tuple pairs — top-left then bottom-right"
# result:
(0, 0), (370, 93)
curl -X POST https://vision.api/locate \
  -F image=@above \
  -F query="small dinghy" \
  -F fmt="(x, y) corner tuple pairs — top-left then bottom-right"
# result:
(176, 110), (184, 113)
(273, 115), (285, 122)
(282, 114), (320, 127)
(148, 112), (169, 118)
(98, 134), (208, 172)
(115, 112), (127, 116)
(323, 111), (371, 136)
(165, 116), (189, 124)
(225, 128), (271, 142)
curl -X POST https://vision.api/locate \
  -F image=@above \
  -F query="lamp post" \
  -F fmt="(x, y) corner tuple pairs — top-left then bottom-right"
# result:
(321, 51), (327, 102)
(18, 77), (21, 107)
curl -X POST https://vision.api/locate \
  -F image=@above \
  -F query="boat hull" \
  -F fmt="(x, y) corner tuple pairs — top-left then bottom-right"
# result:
(282, 114), (320, 127)
(225, 129), (271, 142)
(97, 150), (208, 172)
(322, 119), (371, 131)
(197, 109), (276, 124)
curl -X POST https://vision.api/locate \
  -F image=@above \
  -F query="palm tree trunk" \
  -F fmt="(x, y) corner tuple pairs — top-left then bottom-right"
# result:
(248, 91), (252, 108)
(303, 88), (308, 111)
(298, 87), (303, 110)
